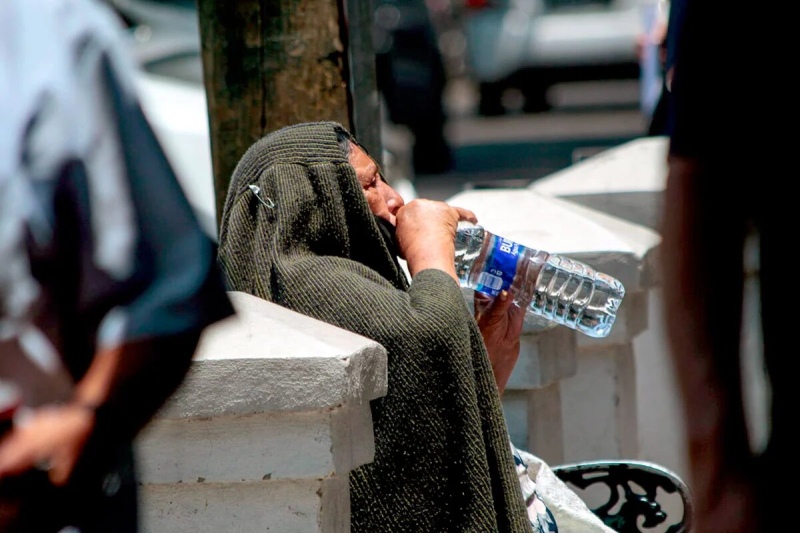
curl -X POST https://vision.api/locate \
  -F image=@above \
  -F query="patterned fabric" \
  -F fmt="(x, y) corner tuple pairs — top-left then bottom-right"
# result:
(0, 0), (140, 346)
(512, 443), (617, 533)
(512, 445), (558, 533)
(217, 122), (532, 533)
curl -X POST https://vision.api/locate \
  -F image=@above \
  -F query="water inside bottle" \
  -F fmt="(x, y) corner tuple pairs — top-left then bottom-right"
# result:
(454, 222), (485, 287)
(531, 255), (625, 338)
(454, 221), (625, 338)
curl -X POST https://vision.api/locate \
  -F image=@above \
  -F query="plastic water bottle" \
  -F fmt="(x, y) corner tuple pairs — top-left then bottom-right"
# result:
(454, 221), (625, 338)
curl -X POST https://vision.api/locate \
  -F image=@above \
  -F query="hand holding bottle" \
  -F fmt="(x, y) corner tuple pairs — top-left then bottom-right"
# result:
(395, 200), (477, 283)
(475, 290), (526, 394)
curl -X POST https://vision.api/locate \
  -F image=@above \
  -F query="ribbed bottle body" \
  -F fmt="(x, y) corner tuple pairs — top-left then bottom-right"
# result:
(454, 221), (625, 338)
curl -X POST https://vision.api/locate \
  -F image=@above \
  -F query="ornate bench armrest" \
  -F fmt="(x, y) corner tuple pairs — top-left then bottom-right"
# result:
(552, 460), (693, 533)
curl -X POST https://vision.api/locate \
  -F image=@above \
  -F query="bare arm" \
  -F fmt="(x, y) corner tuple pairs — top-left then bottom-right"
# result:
(661, 155), (755, 532)
(662, 156), (725, 464)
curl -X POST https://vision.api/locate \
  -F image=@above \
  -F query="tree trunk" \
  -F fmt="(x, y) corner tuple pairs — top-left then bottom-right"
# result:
(198, 0), (381, 228)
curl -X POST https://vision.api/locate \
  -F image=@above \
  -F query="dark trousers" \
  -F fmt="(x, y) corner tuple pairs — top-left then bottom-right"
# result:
(0, 445), (138, 533)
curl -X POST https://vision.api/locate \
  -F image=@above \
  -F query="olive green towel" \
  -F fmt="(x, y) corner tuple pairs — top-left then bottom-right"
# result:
(217, 122), (531, 532)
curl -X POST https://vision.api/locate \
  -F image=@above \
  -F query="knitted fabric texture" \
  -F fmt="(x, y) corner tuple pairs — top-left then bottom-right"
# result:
(217, 122), (531, 532)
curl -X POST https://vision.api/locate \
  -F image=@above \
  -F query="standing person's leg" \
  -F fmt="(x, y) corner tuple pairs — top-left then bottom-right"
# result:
(662, 156), (758, 533)
(754, 211), (787, 532)
(695, 170), (756, 533)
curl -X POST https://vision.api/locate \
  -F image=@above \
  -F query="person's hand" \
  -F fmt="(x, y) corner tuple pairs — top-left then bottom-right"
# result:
(395, 199), (476, 282)
(475, 290), (526, 395)
(0, 403), (95, 486)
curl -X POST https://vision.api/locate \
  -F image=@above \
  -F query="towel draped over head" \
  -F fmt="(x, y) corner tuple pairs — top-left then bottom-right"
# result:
(217, 121), (531, 532)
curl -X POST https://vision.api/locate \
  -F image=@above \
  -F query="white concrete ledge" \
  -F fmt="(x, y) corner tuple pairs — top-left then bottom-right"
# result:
(140, 477), (349, 533)
(137, 292), (389, 533)
(138, 406), (375, 484)
(530, 136), (669, 231)
(155, 292), (388, 419)
(506, 326), (576, 390)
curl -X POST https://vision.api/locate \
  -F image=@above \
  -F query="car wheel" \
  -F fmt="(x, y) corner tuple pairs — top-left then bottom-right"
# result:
(477, 81), (506, 116)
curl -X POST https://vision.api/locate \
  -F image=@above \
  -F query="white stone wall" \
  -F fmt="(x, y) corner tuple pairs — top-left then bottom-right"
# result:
(136, 292), (387, 533)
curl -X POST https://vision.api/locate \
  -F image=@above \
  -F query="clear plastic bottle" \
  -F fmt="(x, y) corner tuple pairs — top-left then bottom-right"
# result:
(454, 221), (625, 338)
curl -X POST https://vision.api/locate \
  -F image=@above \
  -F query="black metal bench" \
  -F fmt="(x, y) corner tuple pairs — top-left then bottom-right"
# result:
(552, 460), (693, 533)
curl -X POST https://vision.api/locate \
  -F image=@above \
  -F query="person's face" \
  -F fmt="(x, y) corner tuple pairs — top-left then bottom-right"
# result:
(349, 144), (404, 226)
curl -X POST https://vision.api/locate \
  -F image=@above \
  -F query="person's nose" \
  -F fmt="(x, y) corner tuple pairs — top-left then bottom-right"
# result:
(383, 182), (404, 215)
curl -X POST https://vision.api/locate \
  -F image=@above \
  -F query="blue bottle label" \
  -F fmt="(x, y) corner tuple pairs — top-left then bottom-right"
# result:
(475, 235), (524, 297)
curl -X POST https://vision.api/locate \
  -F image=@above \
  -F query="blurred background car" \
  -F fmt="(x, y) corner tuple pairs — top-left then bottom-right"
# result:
(461, 0), (650, 115)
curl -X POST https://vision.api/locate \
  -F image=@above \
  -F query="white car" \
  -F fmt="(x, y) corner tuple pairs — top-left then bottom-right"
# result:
(461, 0), (653, 115)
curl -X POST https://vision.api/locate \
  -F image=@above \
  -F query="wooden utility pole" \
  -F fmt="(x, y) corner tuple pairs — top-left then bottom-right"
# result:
(197, 0), (382, 228)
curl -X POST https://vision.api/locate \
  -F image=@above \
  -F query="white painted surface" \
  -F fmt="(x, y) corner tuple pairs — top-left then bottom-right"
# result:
(140, 477), (349, 533)
(532, 136), (668, 196)
(503, 326), (575, 461)
(155, 292), (388, 419)
(138, 292), (387, 533)
(138, 406), (375, 484)
(632, 288), (687, 479)
(506, 326), (576, 390)
(530, 136), (669, 232)
(561, 343), (638, 462)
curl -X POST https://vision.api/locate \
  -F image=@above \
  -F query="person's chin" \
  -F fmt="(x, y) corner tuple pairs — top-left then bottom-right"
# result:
(377, 213), (395, 227)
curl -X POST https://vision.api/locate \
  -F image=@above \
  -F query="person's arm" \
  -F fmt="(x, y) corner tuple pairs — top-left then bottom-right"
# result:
(395, 199), (526, 394)
(661, 156), (728, 471)
(394, 199), (476, 283)
(661, 1), (758, 530)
